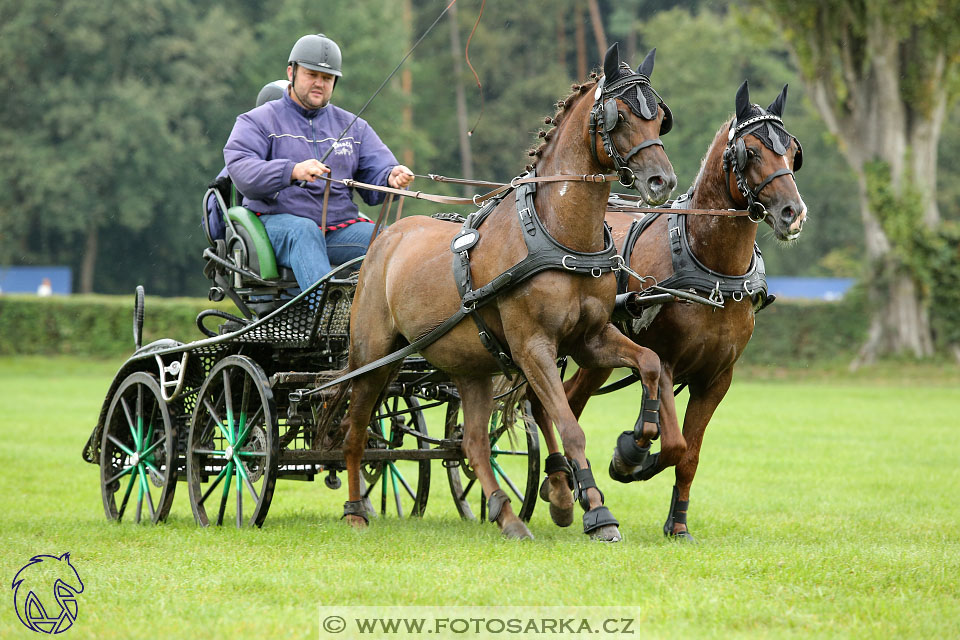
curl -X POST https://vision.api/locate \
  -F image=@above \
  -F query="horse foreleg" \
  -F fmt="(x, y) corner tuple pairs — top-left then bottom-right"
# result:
(516, 344), (621, 541)
(456, 376), (533, 540)
(666, 370), (733, 541)
(532, 367), (613, 527)
(575, 322), (684, 470)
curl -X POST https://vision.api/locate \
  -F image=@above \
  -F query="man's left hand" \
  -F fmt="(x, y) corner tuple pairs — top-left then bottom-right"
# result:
(388, 165), (415, 189)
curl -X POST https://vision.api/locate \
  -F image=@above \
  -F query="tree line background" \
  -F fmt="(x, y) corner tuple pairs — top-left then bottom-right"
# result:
(1, 0), (957, 360)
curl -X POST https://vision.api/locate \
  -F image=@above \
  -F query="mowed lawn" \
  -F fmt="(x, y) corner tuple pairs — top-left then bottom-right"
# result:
(1, 355), (958, 639)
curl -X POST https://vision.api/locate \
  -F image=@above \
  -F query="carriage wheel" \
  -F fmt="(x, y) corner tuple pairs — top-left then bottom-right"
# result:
(187, 355), (278, 528)
(445, 397), (540, 522)
(100, 372), (177, 524)
(360, 394), (430, 518)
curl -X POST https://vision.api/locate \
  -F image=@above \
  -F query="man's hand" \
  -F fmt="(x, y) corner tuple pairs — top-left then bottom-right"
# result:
(388, 165), (415, 189)
(291, 159), (330, 183)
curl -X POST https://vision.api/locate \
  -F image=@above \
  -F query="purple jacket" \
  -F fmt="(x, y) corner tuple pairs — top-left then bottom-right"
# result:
(223, 91), (398, 228)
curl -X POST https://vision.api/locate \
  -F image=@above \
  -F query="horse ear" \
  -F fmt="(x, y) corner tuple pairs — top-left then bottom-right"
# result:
(767, 83), (788, 116)
(638, 47), (656, 77)
(603, 42), (620, 81)
(735, 80), (751, 122)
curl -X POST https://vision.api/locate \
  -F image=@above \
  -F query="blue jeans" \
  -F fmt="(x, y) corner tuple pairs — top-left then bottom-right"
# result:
(261, 214), (375, 290)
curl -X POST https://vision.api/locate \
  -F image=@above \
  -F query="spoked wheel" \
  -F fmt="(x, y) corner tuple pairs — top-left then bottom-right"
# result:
(100, 372), (177, 524)
(445, 396), (540, 522)
(187, 355), (278, 527)
(360, 394), (430, 518)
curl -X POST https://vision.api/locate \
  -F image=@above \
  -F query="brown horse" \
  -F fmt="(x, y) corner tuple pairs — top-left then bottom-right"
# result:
(534, 80), (807, 540)
(339, 44), (676, 540)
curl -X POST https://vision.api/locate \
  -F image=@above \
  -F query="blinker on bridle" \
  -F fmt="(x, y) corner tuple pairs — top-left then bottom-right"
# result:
(722, 113), (802, 222)
(589, 71), (672, 189)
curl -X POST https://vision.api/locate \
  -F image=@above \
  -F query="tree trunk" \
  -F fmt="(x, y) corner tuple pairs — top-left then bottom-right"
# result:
(556, 10), (567, 74)
(448, 1), (473, 195)
(586, 0), (607, 59)
(80, 221), (98, 294)
(801, 25), (942, 364)
(574, 3), (587, 80)
(401, 0), (414, 169)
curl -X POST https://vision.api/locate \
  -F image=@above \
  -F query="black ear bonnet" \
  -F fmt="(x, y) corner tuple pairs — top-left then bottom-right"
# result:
(725, 104), (802, 172)
(597, 62), (673, 135)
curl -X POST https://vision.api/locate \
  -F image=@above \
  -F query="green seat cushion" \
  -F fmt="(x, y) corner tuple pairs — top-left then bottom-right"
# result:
(226, 206), (280, 280)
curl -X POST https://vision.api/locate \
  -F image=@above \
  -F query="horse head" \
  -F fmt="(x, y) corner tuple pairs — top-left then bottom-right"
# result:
(536, 43), (676, 206)
(723, 80), (806, 241)
(596, 44), (677, 204)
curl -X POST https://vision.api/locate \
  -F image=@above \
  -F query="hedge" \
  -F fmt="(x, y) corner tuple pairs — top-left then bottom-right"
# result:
(0, 292), (869, 363)
(0, 294), (235, 357)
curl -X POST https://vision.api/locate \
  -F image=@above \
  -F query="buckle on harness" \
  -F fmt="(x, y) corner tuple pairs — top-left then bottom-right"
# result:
(709, 281), (724, 305)
(561, 255), (577, 271)
(591, 267), (603, 278)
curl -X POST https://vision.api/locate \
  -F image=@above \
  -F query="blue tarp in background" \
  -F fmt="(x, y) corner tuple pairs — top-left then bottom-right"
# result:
(0, 266), (73, 295)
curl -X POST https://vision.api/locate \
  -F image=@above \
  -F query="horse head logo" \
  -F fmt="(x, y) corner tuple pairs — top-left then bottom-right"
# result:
(11, 553), (84, 634)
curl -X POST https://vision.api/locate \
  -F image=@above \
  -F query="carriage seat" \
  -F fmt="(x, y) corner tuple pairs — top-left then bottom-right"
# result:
(203, 183), (299, 320)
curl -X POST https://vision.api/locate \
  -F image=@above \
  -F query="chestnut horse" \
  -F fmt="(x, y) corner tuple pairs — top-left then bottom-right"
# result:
(534, 81), (807, 540)
(339, 44), (676, 540)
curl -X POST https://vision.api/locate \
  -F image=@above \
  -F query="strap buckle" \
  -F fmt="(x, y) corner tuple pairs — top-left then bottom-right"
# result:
(561, 255), (577, 271)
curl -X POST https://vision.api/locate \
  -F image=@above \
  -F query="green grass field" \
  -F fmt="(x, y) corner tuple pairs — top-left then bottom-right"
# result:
(1, 356), (958, 639)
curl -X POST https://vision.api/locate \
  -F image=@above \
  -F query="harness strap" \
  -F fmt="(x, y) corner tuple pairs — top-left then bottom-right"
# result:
(621, 137), (664, 163)
(320, 178), (331, 237)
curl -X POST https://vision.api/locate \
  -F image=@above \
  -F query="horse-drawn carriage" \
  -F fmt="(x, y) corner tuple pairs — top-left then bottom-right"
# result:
(81, 184), (542, 528)
(82, 43), (805, 541)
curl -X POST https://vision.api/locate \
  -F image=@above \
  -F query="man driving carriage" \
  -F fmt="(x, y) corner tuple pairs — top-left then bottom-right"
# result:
(223, 33), (415, 290)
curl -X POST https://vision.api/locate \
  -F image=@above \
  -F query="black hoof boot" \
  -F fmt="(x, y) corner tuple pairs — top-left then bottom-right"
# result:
(609, 431), (651, 483)
(571, 459), (622, 542)
(538, 453), (574, 527)
(663, 485), (696, 543)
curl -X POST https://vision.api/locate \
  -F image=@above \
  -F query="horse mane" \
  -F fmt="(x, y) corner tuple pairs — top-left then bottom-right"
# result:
(689, 117), (734, 196)
(526, 74), (601, 171)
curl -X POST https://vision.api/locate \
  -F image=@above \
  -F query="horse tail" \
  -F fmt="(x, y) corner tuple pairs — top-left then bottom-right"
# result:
(315, 368), (351, 450)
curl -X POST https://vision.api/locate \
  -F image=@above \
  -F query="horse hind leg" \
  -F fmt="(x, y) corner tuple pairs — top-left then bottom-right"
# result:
(341, 365), (399, 528)
(456, 376), (533, 540)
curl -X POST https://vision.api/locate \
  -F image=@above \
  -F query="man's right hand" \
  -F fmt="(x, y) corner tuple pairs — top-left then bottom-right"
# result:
(291, 159), (330, 183)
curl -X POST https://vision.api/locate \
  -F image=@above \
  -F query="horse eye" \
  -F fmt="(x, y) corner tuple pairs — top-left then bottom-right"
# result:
(617, 112), (625, 123)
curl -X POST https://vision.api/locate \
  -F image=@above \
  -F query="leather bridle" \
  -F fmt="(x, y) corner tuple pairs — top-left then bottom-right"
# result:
(722, 113), (802, 222)
(589, 71), (672, 190)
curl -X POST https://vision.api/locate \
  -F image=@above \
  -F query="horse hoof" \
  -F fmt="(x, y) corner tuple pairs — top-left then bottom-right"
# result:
(588, 524), (622, 542)
(538, 476), (551, 502)
(501, 520), (534, 540)
(344, 514), (368, 530)
(608, 454), (635, 484)
(549, 504), (574, 528)
(666, 530), (696, 543)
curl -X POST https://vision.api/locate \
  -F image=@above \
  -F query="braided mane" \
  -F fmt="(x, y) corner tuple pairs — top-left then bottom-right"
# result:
(526, 74), (601, 171)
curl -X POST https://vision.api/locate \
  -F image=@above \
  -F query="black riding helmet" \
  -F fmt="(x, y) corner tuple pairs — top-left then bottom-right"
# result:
(288, 33), (342, 84)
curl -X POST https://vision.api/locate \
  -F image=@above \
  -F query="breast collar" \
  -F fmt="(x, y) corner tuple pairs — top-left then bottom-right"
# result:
(449, 170), (620, 375)
(616, 191), (768, 309)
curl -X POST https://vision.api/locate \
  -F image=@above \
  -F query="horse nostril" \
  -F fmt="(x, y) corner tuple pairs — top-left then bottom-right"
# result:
(780, 205), (796, 221)
(648, 175), (665, 190)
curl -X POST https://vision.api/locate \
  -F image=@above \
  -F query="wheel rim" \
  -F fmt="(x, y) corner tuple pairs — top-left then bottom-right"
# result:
(187, 356), (277, 527)
(361, 395), (430, 518)
(445, 398), (540, 522)
(100, 372), (176, 524)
